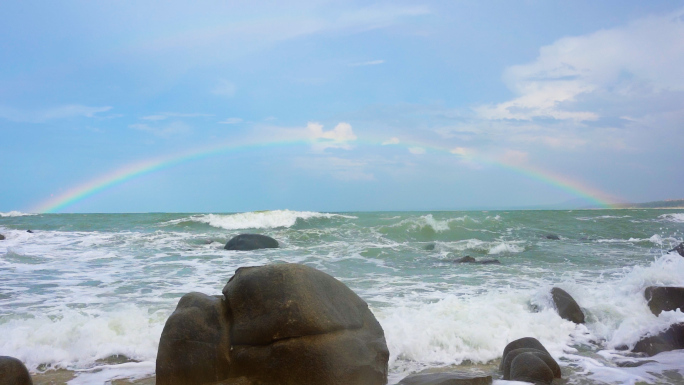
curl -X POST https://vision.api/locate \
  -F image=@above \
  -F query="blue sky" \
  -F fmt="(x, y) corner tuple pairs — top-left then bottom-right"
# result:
(1, 1), (683, 212)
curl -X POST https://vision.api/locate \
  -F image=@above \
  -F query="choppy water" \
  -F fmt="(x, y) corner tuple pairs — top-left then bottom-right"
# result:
(1, 209), (684, 384)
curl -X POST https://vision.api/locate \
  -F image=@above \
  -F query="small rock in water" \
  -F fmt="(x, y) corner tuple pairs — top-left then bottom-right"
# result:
(452, 256), (500, 265)
(0, 356), (33, 385)
(644, 286), (684, 315)
(551, 287), (585, 324)
(424, 243), (436, 251)
(0, 234), (5, 240)
(398, 372), (492, 385)
(224, 234), (279, 251)
(669, 242), (684, 257)
(545, 234), (560, 240)
(26, 230), (33, 233)
(615, 360), (656, 368)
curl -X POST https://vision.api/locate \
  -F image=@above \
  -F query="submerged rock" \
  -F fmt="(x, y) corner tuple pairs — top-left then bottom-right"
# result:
(500, 338), (560, 385)
(669, 242), (684, 257)
(545, 234), (560, 240)
(644, 286), (684, 315)
(424, 243), (436, 251)
(0, 356), (33, 385)
(632, 323), (684, 356)
(398, 372), (492, 385)
(224, 234), (278, 251)
(156, 292), (231, 385)
(551, 287), (585, 324)
(26, 230), (33, 233)
(452, 256), (501, 265)
(157, 263), (389, 385)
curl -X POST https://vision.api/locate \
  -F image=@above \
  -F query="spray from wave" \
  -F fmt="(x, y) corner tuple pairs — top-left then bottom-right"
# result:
(164, 209), (356, 230)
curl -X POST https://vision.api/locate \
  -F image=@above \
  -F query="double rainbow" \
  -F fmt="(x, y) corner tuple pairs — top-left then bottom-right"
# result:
(32, 138), (618, 213)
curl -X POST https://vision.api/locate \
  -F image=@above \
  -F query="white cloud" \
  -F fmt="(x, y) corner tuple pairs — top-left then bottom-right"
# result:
(130, 121), (191, 137)
(219, 118), (243, 124)
(212, 80), (237, 97)
(477, 8), (684, 122)
(382, 137), (400, 145)
(408, 147), (425, 155)
(349, 60), (385, 67)
(0, 104), (112, 123)
(308, 122), (357, 142)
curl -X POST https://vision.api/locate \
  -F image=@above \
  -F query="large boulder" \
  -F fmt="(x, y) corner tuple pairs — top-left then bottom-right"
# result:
(223, 264), (389, 385)
(0, 356), (33, 385)
(156, 264), (389, 385)
(669, 242), (684, 257)
(644, 287), (684, 315)
(501, 348), (560, 380)
(397, 372), (492, 385)
(224, 234), (278, 251)
(632, 323), (684, 356)
(551, 288), (584, 324)
(156, 292), (232, 385)
(500, 338), (559, 384)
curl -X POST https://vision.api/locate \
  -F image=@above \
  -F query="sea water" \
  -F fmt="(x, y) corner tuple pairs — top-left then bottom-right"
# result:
(1, 209), (683, 384)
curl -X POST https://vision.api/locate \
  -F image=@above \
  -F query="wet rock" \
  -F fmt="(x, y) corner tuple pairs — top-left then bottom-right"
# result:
(545, 234), (560, 240)
(669, 242), (684, 257)
(0, 356), (33, 385)
(509, 352), (555, 385)
(502, 348), (560, 380)
(551, 287), (585, 324)
(615, 360), (656, 367)
(224, 263), (388, 385)
(397, 372), (492, 385)
(0, 234), (5, 240)
(424, 243), (436, 251)
(156, 292), (232, 385)
(632, 323), (684, 356)
(500, 337), (550, 371)
(644, 286), (684, 315)
(26, 230), (33, 233)
(452, 256), (500, 265)
(224, 234), (278, 251)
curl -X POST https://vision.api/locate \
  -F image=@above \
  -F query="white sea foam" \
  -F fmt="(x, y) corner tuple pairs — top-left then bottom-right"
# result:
(488, 242), (524, 254)
(165, 210), (355, 230)
(576, 215), (631, 221)
(389, 214), (478, 233)
(659, 213), (684, 223)
(0, 211), (36, 217)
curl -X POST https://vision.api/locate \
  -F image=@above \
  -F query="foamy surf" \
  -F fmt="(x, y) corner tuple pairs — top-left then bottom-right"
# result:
(163, 209), (356, 230)
(0, 211), (36, 217)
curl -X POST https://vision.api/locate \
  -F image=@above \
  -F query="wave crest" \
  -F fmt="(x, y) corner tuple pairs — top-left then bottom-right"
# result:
(165, 210), (356, 230)
(0, 211), (36, 217)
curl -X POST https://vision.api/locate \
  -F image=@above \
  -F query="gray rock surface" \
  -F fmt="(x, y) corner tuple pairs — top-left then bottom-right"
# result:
(632, 323), (684, 356)
(644, 286), (684, 315)
(397, 372), (492, 385)
(551, 287), (585, 324)
(224, 234), (278, 251)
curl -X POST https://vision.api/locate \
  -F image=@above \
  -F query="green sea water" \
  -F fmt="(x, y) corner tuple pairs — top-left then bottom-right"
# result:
(1, 209), (683, 384)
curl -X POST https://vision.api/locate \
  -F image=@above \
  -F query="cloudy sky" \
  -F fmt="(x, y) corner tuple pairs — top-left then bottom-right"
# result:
(2, 1), (683, 212)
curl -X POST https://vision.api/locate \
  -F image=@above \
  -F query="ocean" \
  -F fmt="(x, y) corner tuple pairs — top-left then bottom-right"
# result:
(1, 209), (684, 385)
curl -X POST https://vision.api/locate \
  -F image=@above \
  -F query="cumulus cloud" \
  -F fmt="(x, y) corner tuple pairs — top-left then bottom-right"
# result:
(0, 104), (112, 123)
(476, 8), (684, 123)
(307, 122), (358, 151)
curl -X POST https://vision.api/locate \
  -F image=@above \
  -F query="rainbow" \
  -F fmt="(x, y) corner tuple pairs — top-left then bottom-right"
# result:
(32, 137), (619, 213)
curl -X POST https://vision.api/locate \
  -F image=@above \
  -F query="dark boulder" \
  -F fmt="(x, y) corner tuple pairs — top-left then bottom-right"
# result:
(551, 287), (585, 324)
(669, 242), (684, 257)
(0, 356), (33, 385)
(452, 256), (500, 265)
(545, 234), (560, 240)
(0, 234), (5, 240)
(509, 352), (555, 385)
(224, 234), (278, 251)
(502, 348), (560, 380)
(500, 337), (549, 370)
(632, 323), (684, 356)
(397, 372), (492, 385)
(156, 292), (232, 385)
(425, 243), (436, 251)
(222, 264), (389, 385)
(644, 286), (684, 315)
(26, 230), (33, 234)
